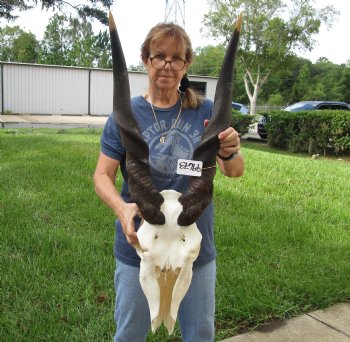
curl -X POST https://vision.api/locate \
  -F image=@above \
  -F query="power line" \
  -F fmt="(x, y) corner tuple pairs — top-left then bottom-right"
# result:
(164, 0), (185, 27)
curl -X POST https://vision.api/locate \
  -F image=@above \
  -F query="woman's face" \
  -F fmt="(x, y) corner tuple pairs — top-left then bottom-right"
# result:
(144, 36), (189, 92)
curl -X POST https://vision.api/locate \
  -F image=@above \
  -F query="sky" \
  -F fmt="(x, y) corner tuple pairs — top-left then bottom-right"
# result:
(5, 0), (350, 66)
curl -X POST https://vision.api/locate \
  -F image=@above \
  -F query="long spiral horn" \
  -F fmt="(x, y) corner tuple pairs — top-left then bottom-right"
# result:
(109, 12), (165, 225)
(178, 14), (243, 226)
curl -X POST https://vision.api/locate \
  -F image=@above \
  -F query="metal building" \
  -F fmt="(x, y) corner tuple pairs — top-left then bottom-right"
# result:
(0, 62), (218, 116)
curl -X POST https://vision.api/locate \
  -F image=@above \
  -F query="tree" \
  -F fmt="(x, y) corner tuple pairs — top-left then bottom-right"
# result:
(13, 31), (38, 62)
(291, 62), (313, 101)
(267, 93), (284, 106)
(309, 59), (348, 101)
(38, 13), (111, 67)
(0, 25), (39, 62)
(1, 0), (114, 25)
(190, 45), (225, 76)
(93, 30), (112, 68)
(66, 17), (96, 67)
(203, 0), (338, 114)
(128, 63), (145, 72)
(340, 65), (350, 103)
(189, 45), (248, 104)
(0, 0), (32, 21)
(0, 26), (22, 61)
(38, 14), (70, 65)
(277, 55), (310, 104)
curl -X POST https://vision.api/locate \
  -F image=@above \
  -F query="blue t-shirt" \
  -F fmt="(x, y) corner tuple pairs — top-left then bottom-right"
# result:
(100, 95), (216, 267)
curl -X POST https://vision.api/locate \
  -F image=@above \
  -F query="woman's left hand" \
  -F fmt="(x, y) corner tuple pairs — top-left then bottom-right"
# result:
(217, 126), (240, 158)
(204, 119), (240, 158)
(204, 119), (244, 176)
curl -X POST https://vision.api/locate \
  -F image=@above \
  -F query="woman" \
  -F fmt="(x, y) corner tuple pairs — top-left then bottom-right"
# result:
(93, 22), (244, 342)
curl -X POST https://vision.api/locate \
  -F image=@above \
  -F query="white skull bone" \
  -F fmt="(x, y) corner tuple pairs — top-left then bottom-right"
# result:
(134, 189), (202, 334)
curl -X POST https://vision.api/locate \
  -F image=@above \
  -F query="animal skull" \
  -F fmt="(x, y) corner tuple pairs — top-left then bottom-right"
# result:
(134, 190), (202, 334)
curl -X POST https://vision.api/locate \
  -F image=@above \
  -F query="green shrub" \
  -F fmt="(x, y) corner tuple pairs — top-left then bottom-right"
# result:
(265, 110), (350, 155)
(262, 111), (290, 149)
(231, 111), (254, 136)
(331, 113), (350, 153)
(268, 93), (285, 106)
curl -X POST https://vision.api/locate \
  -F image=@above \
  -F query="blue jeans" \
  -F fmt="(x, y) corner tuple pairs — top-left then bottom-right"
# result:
(114, 259), (216, 342)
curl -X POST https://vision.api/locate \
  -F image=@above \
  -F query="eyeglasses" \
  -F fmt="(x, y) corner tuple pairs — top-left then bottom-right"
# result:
(149, 56), (187, 71)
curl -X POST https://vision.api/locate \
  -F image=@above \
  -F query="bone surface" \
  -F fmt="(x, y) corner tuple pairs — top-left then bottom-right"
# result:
(134, 190), (202, 334)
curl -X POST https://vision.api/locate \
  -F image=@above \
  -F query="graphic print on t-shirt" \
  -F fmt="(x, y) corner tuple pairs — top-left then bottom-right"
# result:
(142, 118), (203, 182)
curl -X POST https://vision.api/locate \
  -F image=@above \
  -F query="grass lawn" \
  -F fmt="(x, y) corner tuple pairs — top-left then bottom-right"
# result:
(1, 128), (350, 341)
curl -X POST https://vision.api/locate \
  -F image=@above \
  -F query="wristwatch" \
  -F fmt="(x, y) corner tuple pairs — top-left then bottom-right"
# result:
(217, 151), (239, 161)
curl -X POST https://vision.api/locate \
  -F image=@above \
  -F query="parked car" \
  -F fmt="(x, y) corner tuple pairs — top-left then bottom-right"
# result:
(257, 101), (350, 139)
(232, 102), (249, 114)
(283, 101), (350, 112)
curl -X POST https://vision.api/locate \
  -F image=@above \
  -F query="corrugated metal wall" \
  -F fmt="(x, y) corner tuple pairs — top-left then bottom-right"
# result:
(0, 62), (217, 115)
(3, 63), (89, 115)
(89, 69), (112, 116)
(89, 69), (149, 115)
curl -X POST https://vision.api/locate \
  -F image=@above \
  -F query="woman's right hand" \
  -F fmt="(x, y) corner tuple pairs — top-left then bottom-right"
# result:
(93, 153), (142, 247)
(119, 202), (141, 246)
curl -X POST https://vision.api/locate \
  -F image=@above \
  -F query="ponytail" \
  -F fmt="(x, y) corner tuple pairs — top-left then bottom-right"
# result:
(179, 74), (202, 109)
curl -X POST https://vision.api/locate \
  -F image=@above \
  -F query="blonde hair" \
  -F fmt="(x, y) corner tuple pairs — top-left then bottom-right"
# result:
(141, 23), (202, 109)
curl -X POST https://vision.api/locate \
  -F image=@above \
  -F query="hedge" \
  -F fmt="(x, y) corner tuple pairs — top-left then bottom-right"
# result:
(231, 111), (255, 136)
(262, 110), (350, 155)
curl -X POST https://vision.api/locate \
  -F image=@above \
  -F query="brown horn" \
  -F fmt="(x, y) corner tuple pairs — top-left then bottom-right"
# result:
(177, 14), (243, 226)
(108, 12), (165, 225)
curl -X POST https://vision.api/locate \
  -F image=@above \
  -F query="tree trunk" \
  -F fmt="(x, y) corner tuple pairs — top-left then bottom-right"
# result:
(243, 71), (260, 115)
(243, 67), (270, 115)
(250, 89), (258, 115)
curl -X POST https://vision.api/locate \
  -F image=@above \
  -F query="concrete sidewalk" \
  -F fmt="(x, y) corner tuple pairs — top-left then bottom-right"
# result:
(221, 302), (350, 342)
(0, 114), (263, 141)
(0, 114), (108, 129)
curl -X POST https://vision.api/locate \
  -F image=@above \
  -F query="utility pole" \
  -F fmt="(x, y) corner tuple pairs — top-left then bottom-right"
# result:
(164, 0), (186, 27)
